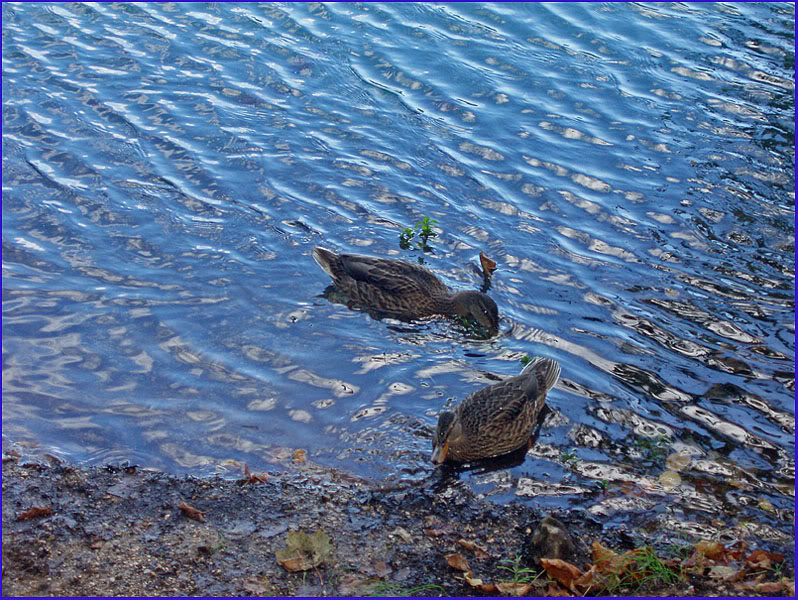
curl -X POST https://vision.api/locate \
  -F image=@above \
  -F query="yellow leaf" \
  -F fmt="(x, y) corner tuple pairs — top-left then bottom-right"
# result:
(665, 451), (692, 471)
(659, 470), (681, 489)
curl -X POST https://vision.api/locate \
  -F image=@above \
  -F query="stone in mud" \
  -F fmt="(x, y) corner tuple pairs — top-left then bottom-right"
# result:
(523, 515), (576, 566)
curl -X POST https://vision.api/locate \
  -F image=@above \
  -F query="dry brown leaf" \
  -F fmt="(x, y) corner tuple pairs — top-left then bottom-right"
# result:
(17, 506), (53, 521)
(695, 539), (727, 561)
(572, 565), (610, 595)
(464, 572), (498, 594)
(541, 558), (583, 591)
(239, 463), (268, 485)
(457, 538), (489, 559)
(496, 582), (533, 596)
(592, 540), (634, 575)
(753, 581), (788, 594)
(373, 560), (392, 579)
(479, 251), (497, 277)
(241, 575), (271, 596)
(546, 582), (572, 596)
(276, 555), (312, 573)
(708, 565), (738, 581)
(178, 501), (206, 523)
(292, 449), (307, 464)
(444, 554), (471, 572)
(746, 549), (784, 569)
(445, 552), (471, 572)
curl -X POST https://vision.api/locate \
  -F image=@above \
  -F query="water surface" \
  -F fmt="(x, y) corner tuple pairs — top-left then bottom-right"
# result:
(2, 3), (794, 543)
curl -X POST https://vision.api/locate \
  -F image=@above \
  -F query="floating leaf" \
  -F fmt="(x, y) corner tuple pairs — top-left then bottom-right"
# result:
(276, 530), (332, 572)
(444, 553), (471, 572)
(479, 251), (497, 277)
(757, 497), (775, 512)
(178, 501), (206, 523)
(292, 449), (307, 464)
(659, 470), (681, 489)
(665, 451), (692, 471)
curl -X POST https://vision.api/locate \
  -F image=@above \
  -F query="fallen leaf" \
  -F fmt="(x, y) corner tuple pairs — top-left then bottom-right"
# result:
(239, 463), (268, 485)
(392, 527), (412, 543)
(17, 506), (53, 521)
(753, 581), (788, 594)
(757, 497), (775, 512)
(292, 449), (307, 464)
(746, 549), (784, 569)
(546, 582), (572, 596)
(592, 540), (634, 575)
(695, 540), (726, 561)
(572, 565), (610, 595)
(708, 565), (738, 581)
(479, 251), (497, 277)
(464, 572), (497, 594)
(658, 470), (681, 489)
(178, 501), (206, 523)
(373, 560), (392, 579)
(665, 451), (692, 471)
(541, 558), (583, 591)
(457, 538), (489, 559)
(445, 553), (471, 572)
(242, 575), (271, 596)
(496, 582), (533, 596)
(276, 530), (332, 573)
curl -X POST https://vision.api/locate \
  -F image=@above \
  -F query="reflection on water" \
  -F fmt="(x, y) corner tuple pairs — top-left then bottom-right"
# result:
(2, 2), (794, 543)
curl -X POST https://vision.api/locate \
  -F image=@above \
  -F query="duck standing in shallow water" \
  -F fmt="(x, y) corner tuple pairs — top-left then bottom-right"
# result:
(431, 356), (561, 464)
(312, 246), (499, 333)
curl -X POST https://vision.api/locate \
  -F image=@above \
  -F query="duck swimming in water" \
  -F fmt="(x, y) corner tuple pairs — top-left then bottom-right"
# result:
(312, 246), (499, 332)
(431, 356), (560, 464)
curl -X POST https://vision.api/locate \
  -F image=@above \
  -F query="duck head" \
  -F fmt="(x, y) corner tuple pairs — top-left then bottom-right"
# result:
(431, 410), (462, 464)
(453, 291), (499, 333)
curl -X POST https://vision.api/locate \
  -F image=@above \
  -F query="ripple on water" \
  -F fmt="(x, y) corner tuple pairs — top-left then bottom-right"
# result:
(1, 1), (794, 544)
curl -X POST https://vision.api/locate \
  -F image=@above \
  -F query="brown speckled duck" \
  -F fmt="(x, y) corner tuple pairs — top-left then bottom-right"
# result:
(312, 246), (499, 332)
(431, 356), (561, 464)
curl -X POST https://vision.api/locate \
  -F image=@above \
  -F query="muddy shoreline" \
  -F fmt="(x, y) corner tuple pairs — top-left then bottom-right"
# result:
(2, 453), (793, 597)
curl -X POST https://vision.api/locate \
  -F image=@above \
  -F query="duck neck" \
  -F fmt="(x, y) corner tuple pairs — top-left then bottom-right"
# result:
(439, 291), (472, 317)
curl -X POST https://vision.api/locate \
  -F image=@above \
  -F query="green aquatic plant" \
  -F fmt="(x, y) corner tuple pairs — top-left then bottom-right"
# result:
(398, 216), (439, 251)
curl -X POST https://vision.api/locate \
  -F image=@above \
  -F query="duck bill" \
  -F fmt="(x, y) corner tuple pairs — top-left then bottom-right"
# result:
(431, 441), (449, 464)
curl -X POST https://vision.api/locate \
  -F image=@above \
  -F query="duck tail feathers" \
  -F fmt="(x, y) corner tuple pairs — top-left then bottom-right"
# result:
(312, 246), (337, 278)
(521, 356), (561, 392)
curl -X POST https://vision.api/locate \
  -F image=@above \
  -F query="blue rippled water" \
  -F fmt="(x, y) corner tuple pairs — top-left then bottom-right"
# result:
(2, 3), (794, 543)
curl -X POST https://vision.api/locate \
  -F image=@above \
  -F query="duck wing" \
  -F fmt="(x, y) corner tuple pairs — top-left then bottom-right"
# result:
(458, 372), (542, 436)
(338, 254), (447, 295)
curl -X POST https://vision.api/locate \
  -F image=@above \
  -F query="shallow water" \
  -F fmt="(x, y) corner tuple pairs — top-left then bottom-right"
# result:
(2, 3), (794, 541)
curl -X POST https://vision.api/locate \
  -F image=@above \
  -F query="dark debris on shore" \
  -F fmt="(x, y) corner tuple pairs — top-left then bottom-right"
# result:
(2, 454), (794, 597)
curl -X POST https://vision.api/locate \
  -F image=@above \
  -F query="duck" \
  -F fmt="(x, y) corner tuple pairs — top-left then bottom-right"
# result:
(312, 246), (499, 332)
(431, 356), (561, 464)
